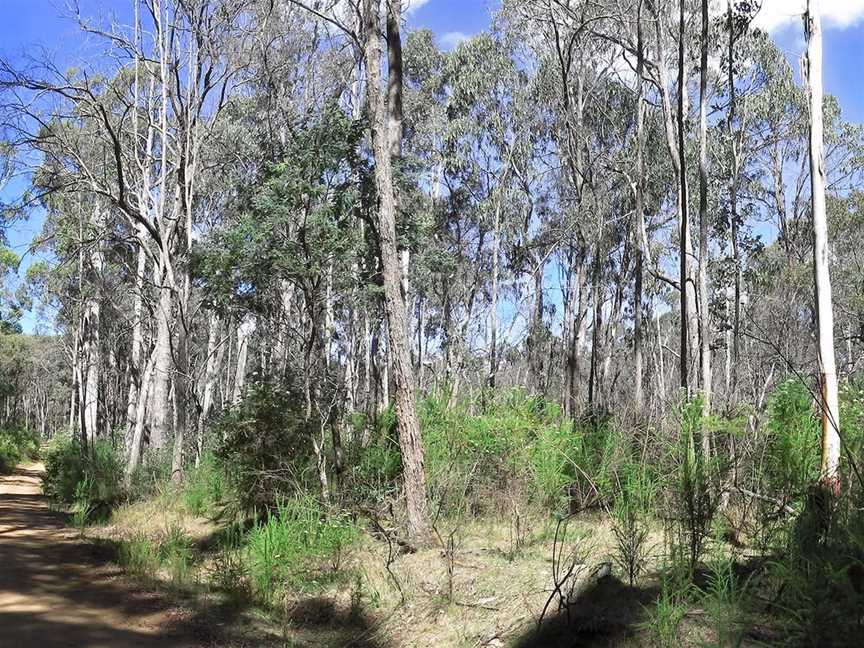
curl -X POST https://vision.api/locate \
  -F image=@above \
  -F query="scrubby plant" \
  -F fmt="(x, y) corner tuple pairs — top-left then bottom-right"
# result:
(43, 435), (123, 518)
(118, 533), (160, 578)
(160, 525), (195, 588)
(0, 426), (40, 473)
(762, 380), (820, 504)
(675, 398), (717, 576)
(215, 378), (315, 513)
(0, 433), (22, 473)
(182, 452), (225, 516)
(244, 496), (358, 603)
(611, 462), (655, 586)
(42, 434), (85, 503)
(71, 478), (95, 534)
(701, 550), (750, 647)
(127, 447), (172, 501)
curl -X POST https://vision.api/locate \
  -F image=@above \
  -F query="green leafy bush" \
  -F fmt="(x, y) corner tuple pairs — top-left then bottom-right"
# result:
(244, 496), (358, 603)
(0, 426), (40, 473)
(763, 380), (819, 502)
(127, 447), (172, 501)
(43, 435), (123, 518)
(42, 434), (85, 503)
(0, 434), (22, 473)
(182, 452), (226, 516)
(118, 533), (160, 578)
(215, 378), (314, 512)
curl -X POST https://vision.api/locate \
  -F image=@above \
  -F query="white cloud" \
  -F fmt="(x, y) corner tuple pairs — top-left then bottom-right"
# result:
(404, 0), (432, 14)
(439, 30), (471, 49)
(753, 0), (864, 33)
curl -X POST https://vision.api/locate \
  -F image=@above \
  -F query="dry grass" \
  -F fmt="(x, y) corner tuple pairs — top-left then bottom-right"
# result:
(89, 496), (755, 647)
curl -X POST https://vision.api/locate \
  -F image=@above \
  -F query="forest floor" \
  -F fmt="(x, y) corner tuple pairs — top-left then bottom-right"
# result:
(0, 461), (200, 647)
(0, 463), (774, 646)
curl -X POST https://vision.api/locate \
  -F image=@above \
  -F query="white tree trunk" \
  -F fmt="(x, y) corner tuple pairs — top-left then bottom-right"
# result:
(805, 0), (841, 487)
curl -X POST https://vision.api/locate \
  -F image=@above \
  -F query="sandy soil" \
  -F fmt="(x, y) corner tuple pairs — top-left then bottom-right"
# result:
(0, 461), (199, 647)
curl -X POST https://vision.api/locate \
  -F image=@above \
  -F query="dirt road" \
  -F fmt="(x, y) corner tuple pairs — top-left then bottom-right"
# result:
(0, 462), (198, 647)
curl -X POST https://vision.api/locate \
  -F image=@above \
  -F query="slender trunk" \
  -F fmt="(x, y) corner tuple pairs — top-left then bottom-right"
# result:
(698, 0), (712, 423)
(487, 199), (501, 391)
(126, 349), (156, 477)
(677, 0), (690, 394)
(588, 252), (602, 408)
(232, 317), (255, 406)
(804, 0), (841, 488)
(727, 0), (742, 401)
(197, 314), (221, 465)
(364, 0), (429, 540)
(633, 2), (646, 414)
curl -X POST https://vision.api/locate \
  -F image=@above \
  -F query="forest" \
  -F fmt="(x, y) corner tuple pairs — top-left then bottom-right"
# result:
(0, 0), (862, 646)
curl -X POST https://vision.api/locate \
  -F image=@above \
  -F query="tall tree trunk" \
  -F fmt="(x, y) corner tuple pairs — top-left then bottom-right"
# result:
(150, 277), (173, 451)
(727, 0), (742, 402)
(677, 0), (690, 394)
(804, 0), (841, 488)
(197, 313), (221, 465)
(487, 198), (501, 391)
(232, 316), (255, 406)
(698, 0), (712, 423)
(633, 0), (646, 415)
(364, 0), (429, 540)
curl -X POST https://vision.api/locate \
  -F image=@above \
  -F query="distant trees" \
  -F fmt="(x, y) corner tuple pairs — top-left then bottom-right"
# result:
(0, 0), (861, 532)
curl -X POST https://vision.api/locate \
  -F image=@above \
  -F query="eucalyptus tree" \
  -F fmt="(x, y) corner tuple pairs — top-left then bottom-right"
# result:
(804, 0), (840, 489)
(363, 0), (430, 539)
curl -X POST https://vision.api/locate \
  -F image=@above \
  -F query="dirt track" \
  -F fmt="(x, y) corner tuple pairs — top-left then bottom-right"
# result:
(0, 462), (197, 647)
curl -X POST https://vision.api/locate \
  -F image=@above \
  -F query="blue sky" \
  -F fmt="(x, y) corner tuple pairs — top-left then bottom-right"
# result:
(1, 0), (862, 333)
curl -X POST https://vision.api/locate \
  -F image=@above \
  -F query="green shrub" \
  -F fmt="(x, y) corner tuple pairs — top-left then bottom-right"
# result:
(215, 378), (314, 512)
(118, 533), (160, 578)
(244, 496), (358, 603)
(182, 452), (225, 516)
(0, 426), (40, 473)
(763, 380), (819, 502)
(159, 525), (195, 588)
(42, 434), (85, 503)
(0, 434), (22, 473)
(43, 435), (123, 516)
(127, 447), (172, 501)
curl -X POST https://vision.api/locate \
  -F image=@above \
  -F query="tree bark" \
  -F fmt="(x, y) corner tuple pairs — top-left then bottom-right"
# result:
(364, 0), (429, 540)
(804, 0), (841, 488)
(677, 0), (690, 394)
(698, 0), (712, 422)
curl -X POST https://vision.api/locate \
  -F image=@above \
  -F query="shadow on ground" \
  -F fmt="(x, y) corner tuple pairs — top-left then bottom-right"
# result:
(0, 464), (198, 647)
(512, 575), (659, 648)
(90, 524), (390, 648)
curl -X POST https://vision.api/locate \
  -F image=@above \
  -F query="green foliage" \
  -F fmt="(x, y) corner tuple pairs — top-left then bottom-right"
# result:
(611, 463), (655, 586)
(159, 525), (195, 588)
(42, 434), (85, 503)
(353, 390), (644, 515)
(768, 487), (864, 647)
(182, 452), (225, 517)
(127, 448), (172, 501)
(215, 378), (314, 513)
(763, 380), (820, 501)
(244, 496), (358, 604)
(118, 534), (160, 579)
(675, 398), (718, 575)
(700, 550), (749, 647)
(0, 434), (21, 473)
(193, 102), (366, 314)
(71, 478), (95, 534)
(43, 435), (123, 518)
(0, 426), (39, 473)
(644, 568), (691, 648)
